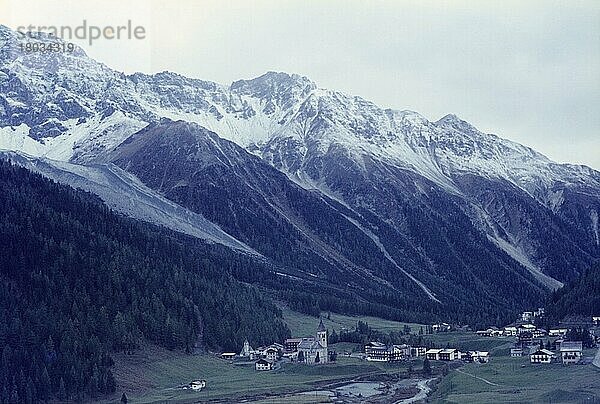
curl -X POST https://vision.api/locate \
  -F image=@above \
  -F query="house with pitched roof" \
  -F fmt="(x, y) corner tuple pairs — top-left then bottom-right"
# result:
(530, 349), (557, 364)
(559, 341), (583, 364)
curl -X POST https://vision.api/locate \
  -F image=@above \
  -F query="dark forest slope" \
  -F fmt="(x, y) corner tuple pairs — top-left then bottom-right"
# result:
(546, 264), (600, 322)
(0, 160), (289, 401)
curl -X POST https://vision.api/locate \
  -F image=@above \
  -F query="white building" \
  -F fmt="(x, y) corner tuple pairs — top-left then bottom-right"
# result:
(518, 324), (536, 334)
(426, 348), (460, 361)
(469, 351), (490, 363)
(265, 347), (278, 362)
(549, 328), (568, 337)
(532, 328), (547, 339)
(530, 349), (556, 364)
(255, 358), (273, 371)
(559, 341), (583, 364)
(426, 348), (442, 361)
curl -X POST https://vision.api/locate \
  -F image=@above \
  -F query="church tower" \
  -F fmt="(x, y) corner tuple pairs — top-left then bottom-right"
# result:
(316, 318), (327, 348)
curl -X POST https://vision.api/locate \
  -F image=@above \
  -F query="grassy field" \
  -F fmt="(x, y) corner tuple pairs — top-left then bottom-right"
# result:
(429, 353), (600, 403)
(109, 344), (413, 403)
(280, 306), (425, 337)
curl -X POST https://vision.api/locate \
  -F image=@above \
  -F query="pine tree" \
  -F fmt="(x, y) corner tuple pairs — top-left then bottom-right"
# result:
(58, 378), (67, 401)
(26, 377), (36, 404)
(121, 392), (128, 403)
(423, 357), (432, 375)
(39, 367), (50, 401)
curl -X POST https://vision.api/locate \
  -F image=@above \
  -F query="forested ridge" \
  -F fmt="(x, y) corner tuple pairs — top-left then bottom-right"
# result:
(0, 160), (290, 401)
(546, 263), (600, 322)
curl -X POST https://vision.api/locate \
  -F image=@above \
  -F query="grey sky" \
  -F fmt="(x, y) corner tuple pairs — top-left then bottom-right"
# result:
(4, 0), (599, 169)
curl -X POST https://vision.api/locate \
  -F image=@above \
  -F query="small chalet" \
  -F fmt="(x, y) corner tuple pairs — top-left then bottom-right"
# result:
(530, 349), (556, 364)
(503, 326), (518, 336)
(559, 341), (583, 364)
(265, 347), (278, 361)
(551, 338), (565, 350)
(221, 352), (236, 360)
(468, 351), (490, 363)
(255, 358), (273, 371)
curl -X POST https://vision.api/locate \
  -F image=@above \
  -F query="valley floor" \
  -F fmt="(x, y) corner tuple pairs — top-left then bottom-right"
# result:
(108, 346), (419, 403)
(105, 309), (600, 403)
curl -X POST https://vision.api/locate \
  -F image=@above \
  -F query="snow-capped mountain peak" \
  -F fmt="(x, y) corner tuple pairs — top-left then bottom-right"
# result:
(0, 23), (597, 216)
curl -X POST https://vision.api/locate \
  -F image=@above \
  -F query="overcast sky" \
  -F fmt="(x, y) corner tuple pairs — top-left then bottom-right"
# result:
(3, 0), (599, 169)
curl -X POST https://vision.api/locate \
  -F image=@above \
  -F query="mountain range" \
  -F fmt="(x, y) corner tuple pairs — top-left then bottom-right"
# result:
(1, 24), (599, 325)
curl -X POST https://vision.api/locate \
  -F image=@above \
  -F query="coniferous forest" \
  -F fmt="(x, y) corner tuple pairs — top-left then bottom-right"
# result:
(545, 264), (600, 323)
(0, 160), (290, 401)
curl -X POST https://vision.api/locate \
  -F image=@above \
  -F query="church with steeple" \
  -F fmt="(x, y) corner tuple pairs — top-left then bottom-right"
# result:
(297, 318), (328, 364)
